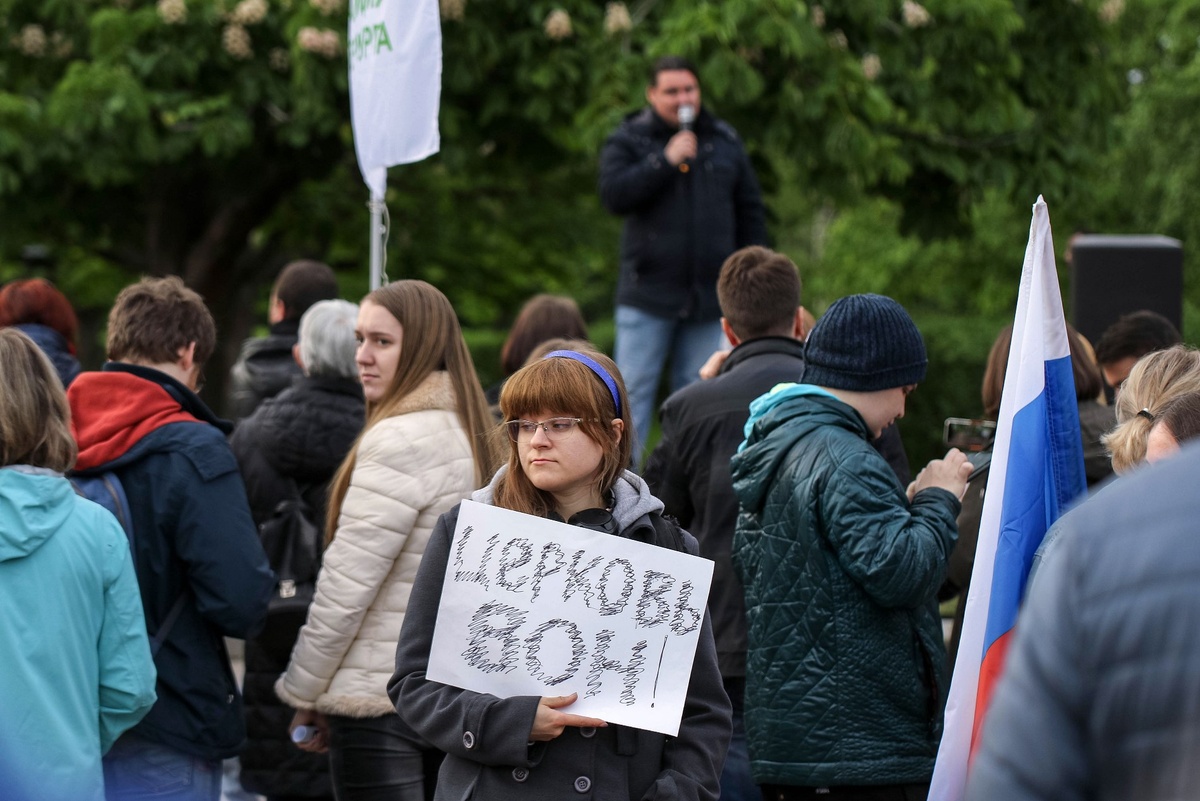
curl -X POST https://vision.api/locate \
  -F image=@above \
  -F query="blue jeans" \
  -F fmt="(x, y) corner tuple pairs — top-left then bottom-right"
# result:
(722, 676), (759, 801)
(326, 714), (441, 801)
(104, 735), (222, 801)
(614, 305), (724, 462)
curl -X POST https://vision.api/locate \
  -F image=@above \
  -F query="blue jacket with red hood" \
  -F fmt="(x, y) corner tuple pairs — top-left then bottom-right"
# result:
(68, 362), (274, 761)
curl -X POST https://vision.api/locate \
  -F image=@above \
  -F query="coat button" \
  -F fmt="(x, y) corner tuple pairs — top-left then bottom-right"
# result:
(574, 776), (592, 793)
(462, 731), (475, 749)
(512, 767), (529, 782)
(579, 727), (596, 738)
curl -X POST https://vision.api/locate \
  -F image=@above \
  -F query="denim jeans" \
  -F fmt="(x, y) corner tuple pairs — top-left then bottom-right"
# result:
(326, 714), (442, 801)
(614, 305), (725, 462)
(721, 676), (759, 801)
(104, 735), (222, 801)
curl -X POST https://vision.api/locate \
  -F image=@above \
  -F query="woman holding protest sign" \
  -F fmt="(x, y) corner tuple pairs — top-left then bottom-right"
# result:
(388, 346), (731, 801)
(275, 280), (498, 801)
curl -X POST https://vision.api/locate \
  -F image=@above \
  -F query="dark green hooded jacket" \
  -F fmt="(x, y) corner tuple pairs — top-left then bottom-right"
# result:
(731, 385), (959, 787)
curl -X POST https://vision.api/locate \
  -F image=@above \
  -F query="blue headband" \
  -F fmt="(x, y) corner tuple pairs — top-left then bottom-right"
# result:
(544, 350), (623, 418)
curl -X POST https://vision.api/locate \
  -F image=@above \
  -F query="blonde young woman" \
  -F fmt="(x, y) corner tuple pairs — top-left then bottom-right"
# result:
(1102, 344), (1200, 474)
(276, 281), (497, 801)
(389, 347), (731, 801)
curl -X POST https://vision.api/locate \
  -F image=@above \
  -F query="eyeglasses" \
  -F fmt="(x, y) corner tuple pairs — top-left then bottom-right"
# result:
(506, 417), (591, 442)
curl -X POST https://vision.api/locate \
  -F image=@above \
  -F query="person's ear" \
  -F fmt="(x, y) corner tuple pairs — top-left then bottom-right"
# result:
(292, 342), (305, 371)
(268, 295), (287, 325)
(797, 306), (815, 341)
(176, 341), (197, 372)
(610, 418), (624, 446)
(720, 318), (741, 348)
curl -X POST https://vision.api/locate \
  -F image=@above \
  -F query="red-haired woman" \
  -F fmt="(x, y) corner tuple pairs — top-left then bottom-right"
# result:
(0, 277), (81, 387)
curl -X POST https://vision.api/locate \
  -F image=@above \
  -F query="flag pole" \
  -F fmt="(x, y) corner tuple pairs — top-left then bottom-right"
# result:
(368, 190), (386, 289)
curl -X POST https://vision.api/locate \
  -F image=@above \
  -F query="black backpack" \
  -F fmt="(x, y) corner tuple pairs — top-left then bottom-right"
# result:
(70, 470), (184, 655)
(256, 479), (322, 645)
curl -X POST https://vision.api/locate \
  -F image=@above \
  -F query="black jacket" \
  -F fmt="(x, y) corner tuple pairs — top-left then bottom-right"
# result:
(599, 107), (767, 321)
(643, 337), (911, 677)
(229, 375), (365, 797)
(226, 319), (303, 420)
(68, 364), (274, 761)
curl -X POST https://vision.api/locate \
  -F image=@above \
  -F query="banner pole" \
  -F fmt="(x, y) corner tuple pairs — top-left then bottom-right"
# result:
(368, 191), (385, 289)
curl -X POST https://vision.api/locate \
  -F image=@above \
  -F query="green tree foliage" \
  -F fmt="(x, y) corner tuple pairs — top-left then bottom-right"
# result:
(0, 0), (1128, 438)
(1079, 0), (1200, 336)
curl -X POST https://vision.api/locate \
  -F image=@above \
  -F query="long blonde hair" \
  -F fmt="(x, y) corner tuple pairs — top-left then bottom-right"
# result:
(493, 348), (632, 517)
(1102, 345), (1200, 474)
(325, 281), (499, 539)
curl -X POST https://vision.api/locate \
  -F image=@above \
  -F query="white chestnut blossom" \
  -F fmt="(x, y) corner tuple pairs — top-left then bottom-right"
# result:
(544, 9), (572, 40)
(902, 1), (932, 28)
(297, 26), (340, 58)
(231, 0), (268, 25)
(440, 0), (465, 21)
(310, 0), (344, 15)
(604, 2), (632, 35)
(157, 0), (188, 25)
(1099, 0), (1125, 23)
(18, 24), (46, 57)
(861, 53), (881, 81)
(222, 24), (253, 59)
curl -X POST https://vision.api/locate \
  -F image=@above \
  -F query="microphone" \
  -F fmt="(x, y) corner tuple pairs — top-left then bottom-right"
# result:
(677, 104), (695, 172)
(678, 104), (695, 132)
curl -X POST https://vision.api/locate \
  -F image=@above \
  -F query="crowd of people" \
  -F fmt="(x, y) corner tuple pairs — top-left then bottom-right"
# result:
(3, 55), (1199, 801)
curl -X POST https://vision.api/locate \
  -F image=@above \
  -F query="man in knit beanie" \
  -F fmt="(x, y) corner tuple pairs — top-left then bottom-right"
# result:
(730, 293), (971, 800)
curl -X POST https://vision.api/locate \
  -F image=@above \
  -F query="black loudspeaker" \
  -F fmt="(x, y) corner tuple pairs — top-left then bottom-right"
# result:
(1069, 234), (1184, 345)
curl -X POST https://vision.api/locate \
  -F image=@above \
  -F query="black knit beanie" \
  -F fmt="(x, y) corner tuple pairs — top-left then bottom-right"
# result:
(801, 293), (927, 391)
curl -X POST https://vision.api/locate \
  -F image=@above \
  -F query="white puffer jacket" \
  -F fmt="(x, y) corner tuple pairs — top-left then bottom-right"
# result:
(276, 372), (478, 717)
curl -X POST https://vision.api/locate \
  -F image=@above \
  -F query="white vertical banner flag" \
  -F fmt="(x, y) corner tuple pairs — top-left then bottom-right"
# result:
(349, 0), (442, 197)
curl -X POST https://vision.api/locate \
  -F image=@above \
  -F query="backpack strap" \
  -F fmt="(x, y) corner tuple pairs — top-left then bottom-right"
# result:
(649, 512), (688, 553)
(149, 594), (187, 657)
(70, 471), (187, 658)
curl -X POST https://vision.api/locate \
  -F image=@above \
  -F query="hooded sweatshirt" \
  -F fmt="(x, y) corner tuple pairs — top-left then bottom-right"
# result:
(0, 467), (156, 801)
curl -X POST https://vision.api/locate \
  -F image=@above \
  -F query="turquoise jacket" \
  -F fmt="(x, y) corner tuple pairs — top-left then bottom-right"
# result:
(731, 385), (959, 786)
(0, 468), (157, 801)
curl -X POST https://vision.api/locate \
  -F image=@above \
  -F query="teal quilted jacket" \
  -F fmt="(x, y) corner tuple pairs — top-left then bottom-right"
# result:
(731, 385), (960, 787)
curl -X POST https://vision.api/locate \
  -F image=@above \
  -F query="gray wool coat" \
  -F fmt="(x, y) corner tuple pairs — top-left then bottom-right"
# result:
(388, 469), (732, 801)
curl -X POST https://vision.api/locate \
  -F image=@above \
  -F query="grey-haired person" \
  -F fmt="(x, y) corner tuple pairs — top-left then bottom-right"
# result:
(230, 299), (366, 801)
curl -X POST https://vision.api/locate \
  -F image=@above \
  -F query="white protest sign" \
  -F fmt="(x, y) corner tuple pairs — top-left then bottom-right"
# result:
(348, 0), (441, 197)
(427, 500), (714, 736)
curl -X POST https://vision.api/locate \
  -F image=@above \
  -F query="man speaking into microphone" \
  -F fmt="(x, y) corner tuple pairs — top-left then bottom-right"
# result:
(599, 56), (768, 463)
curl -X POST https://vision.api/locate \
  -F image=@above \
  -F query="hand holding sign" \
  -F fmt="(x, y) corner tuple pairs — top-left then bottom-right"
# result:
(530, 693), (608, 741)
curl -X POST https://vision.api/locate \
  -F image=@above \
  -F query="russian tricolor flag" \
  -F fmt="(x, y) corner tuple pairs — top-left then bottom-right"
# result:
(928, 197), (1088, 800)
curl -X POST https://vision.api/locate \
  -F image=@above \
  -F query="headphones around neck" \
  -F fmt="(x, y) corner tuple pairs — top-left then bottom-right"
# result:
(548, 506), (618, 535)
